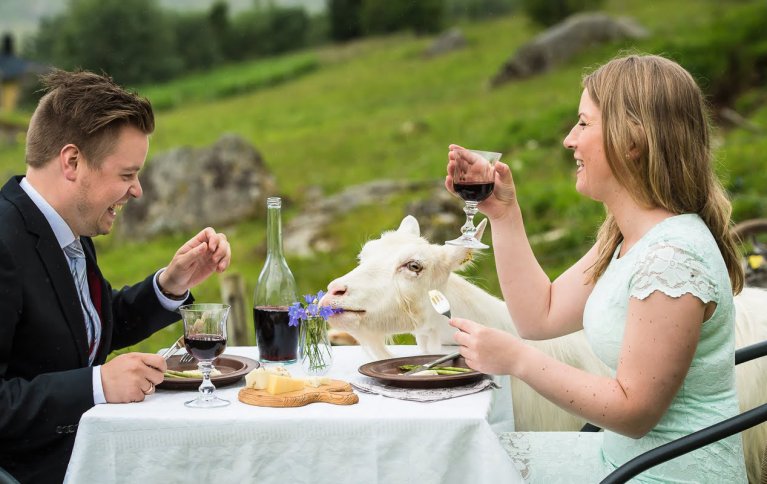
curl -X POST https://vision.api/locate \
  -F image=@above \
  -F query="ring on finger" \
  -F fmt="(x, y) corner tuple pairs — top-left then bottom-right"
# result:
(143, 382), (155, 395)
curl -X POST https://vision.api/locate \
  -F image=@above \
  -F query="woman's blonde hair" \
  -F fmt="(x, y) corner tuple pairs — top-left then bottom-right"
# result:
(583, 54), (743, 294)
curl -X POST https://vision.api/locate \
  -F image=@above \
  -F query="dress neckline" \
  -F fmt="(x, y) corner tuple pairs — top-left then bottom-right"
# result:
(613, 213), (697, 260)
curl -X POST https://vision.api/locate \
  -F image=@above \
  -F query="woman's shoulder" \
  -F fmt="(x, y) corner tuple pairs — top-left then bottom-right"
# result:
(639, 213), (716, 255)
(630, 214), (726, 303)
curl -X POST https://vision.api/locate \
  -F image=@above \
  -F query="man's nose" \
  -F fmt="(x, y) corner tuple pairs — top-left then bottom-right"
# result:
(130, 179), (143, 198)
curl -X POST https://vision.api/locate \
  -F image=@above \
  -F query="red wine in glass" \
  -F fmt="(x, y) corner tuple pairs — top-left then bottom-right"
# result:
(254, 305), (299, 363)
(179, 303), (231, 408)
(184, 334), (226, 361)
(446, 148), (501, 249)
(453, 181), (495, 202)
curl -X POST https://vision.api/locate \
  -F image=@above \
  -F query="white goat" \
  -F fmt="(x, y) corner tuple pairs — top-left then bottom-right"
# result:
(321, 215), (767, 483)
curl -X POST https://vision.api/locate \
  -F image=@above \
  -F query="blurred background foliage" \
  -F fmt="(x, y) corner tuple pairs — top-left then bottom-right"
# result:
(0, 0), (766, 354)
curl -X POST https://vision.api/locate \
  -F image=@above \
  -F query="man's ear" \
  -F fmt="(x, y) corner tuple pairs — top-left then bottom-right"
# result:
(60, 144), (81, 181)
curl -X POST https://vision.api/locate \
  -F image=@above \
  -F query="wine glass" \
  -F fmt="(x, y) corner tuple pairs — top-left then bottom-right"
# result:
(446, 148), (502, 249)
(180, 303), (231, 408)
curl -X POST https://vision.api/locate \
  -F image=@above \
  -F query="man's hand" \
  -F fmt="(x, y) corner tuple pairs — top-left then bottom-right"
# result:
(101, 353), (167, 403)
(158, 227), (231, 296)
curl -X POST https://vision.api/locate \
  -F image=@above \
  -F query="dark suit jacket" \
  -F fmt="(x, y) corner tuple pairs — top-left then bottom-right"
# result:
(0, 176), (188, 484)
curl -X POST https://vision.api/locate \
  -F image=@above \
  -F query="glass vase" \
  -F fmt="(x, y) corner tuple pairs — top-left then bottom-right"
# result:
(299, 317), (333, 376)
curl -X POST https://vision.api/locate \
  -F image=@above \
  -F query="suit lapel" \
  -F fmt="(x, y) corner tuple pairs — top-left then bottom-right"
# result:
(3, 177), (90, 366)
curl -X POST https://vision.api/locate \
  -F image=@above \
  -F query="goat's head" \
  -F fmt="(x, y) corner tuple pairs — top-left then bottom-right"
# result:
(320, 215), (486, 339)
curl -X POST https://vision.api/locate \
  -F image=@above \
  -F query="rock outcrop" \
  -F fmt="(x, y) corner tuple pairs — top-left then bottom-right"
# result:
(490, 13), (649, 87)
(119, 134), (275, 239)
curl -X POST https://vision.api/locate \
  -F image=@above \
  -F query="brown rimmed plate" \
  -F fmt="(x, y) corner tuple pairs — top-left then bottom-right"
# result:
(158, 354), (259, 390)
(358, 354), (484, 389)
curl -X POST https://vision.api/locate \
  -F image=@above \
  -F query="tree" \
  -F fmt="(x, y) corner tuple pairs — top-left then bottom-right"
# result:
(170, 12), (223, 72)
(327, 0), (363, 41)
(360, 0), (444, 36)
(29, 0), (181, 85)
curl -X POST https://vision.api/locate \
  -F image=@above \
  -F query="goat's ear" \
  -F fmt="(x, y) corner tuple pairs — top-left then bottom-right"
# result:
(475, 218), (487, 241)
(444, 244), (475, 270)
(444, 218), (486, 270)
(397, 215), (421, 237)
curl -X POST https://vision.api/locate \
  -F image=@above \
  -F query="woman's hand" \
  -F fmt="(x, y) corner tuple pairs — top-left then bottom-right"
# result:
(449, 316), (522, 375)
(446, 144), (518, 221)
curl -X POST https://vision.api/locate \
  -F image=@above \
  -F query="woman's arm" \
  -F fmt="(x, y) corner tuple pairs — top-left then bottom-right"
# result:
(452, 290), (705, 437)
(489, 203), (598, 339)
(446, 147), (595, 340)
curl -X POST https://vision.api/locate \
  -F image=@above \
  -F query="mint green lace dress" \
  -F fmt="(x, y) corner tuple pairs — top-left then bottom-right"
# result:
(582, 213), (747, 482)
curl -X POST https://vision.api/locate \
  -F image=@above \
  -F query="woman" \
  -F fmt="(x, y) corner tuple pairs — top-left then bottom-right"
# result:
(447, 54), (747, 482)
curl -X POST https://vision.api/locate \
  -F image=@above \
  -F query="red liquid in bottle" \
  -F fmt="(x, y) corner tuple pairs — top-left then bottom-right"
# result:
(254, 306), (299, 362)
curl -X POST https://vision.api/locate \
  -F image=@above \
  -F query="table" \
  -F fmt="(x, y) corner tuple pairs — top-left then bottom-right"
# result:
(64, 346), (521, 484)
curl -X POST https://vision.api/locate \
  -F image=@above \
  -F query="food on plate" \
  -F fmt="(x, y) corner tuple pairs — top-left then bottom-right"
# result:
(408, 370), (439, 376)
(398, 364), (473, 375)
(244, 365), (291, 390)
(164, 368), (222, 379)
(266, 374), (305, 395)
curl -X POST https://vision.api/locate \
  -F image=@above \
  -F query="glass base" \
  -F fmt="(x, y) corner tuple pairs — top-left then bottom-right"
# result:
(184, 396), (230, 408)
(445, 235), (489, 249)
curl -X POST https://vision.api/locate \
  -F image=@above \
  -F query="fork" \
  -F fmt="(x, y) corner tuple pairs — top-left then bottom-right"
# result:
(160, 335), (185, 360)
(428, 289), (451, 319)
(403, 351), (462, 375)
(179, 352), (195, 364)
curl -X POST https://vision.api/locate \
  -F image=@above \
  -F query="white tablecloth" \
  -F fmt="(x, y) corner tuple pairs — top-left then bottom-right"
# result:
(65, 346), (520, 484)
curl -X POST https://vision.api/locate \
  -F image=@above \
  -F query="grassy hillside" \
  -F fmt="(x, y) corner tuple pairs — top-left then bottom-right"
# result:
(1, 0), (765, 354)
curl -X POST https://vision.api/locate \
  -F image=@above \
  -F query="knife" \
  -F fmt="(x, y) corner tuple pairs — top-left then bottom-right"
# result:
(403, 351), (461, 376)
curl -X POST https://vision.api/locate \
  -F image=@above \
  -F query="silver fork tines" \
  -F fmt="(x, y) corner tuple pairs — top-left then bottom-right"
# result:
(428, 289), (451, 319)
(179, 353), (195, 364)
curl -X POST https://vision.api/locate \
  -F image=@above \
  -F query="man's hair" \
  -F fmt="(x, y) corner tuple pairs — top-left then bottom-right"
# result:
(25, 69), (155, 169)
(583, 54), (743, 293)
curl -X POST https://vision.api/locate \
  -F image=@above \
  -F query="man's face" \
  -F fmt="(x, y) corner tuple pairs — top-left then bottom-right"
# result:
(74, 125), (147, 237)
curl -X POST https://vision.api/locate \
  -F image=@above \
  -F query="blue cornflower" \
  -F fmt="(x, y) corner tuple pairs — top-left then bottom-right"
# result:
(289, 290), (342, 327)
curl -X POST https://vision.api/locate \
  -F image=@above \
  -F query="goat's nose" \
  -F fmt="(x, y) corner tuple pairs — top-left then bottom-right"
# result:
(327, 280), (347, 297)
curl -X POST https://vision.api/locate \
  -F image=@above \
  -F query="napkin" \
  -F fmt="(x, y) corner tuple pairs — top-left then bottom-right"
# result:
(351, 377), (500, 402)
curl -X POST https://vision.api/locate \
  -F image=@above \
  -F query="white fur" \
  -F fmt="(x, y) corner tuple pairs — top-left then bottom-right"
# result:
(322, 215), (767, 482)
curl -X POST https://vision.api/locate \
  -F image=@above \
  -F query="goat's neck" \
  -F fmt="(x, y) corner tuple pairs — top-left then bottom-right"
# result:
(441, 274), (515, 334)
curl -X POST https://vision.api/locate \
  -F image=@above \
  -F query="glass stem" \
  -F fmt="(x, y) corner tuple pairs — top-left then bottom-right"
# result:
(198, 361), (215, 401)
(461, 201), (479, 238)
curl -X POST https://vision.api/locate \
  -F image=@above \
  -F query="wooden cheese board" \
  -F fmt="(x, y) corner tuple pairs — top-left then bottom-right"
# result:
(238, 379), (359, 407)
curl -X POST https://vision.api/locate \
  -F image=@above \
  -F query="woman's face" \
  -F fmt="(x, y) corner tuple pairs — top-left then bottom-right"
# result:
(563, 89), (618, 203)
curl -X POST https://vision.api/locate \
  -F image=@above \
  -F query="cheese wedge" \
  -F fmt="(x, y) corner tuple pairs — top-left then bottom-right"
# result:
(265, 374), (305, 395)
(244, 365), (292, 390)
(304, 376), (332, 388)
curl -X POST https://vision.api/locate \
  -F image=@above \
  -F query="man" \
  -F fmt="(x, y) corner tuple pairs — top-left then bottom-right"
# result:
(0, 70), (231, 483)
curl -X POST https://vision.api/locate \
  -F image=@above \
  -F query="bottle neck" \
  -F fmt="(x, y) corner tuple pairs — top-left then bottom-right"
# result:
(266, 204), (284, 259)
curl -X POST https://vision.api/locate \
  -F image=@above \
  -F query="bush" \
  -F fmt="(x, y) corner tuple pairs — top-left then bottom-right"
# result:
(170, 13), (224, 72)
(520, 0), (606, 27)
(224, 6), (310, 60)
(660, 3), (767, 108)
(28, 0), (181, 85)
(327, 0), (363, 41)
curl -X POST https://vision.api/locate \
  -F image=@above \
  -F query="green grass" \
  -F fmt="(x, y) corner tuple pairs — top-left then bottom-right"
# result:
(135, 51), (320, 111)
(1, 0), (765, 355)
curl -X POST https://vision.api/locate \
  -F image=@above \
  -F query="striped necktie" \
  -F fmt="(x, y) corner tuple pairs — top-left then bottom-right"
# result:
(63, 239), (102, 365)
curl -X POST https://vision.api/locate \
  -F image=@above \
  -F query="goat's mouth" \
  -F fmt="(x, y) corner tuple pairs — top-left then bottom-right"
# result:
(326, 309), (365, 331)
(330, 308), (365, 316)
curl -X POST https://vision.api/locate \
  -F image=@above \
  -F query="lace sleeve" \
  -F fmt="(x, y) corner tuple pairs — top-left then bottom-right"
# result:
(630, 241), (719, 303)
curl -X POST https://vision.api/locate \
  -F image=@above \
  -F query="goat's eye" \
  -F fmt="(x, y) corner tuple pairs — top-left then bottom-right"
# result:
(405, 260), (423, 273)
